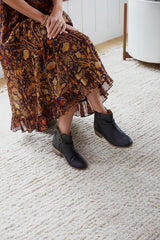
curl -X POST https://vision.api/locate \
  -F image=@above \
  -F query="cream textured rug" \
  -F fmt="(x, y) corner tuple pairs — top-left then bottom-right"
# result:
(0, 46), (160, 240)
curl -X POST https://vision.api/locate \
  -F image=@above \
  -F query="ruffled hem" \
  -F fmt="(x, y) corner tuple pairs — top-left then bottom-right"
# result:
(10, 79), (113, 133)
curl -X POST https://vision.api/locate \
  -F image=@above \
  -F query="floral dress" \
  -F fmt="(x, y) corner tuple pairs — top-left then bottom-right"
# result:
(0, 0), (113, 133)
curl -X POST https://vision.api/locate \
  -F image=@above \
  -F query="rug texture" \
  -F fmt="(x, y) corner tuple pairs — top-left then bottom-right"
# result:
(0, 46), (160, 240)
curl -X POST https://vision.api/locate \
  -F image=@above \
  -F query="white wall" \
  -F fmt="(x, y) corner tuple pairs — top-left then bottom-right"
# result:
(0, 0), (127, 78)
(63, 0), (126, 44)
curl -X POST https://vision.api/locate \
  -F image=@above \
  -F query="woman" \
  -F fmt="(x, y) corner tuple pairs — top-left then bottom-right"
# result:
(0, 0), (133, 170)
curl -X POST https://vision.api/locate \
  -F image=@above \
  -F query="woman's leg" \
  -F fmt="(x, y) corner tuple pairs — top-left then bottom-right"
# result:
(87, 87), (107, 113)
(58, 87), (106, 135)
(58, 106), (76, 135)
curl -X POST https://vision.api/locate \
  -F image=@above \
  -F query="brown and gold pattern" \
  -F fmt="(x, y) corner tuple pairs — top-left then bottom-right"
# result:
(0, 0), (113, 133)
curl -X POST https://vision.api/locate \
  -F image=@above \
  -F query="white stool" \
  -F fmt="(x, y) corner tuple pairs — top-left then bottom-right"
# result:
(123, 0), (160, 64)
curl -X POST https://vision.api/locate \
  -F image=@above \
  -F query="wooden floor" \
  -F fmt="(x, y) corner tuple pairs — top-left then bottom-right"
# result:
(95, 35), (123, 54)
(0, 35), (123, 90)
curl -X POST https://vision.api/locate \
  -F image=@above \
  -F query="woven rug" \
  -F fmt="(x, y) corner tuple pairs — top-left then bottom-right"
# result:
(0, 46), (160, 240)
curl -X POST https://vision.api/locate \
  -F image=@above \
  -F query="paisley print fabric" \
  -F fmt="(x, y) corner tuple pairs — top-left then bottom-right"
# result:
(0, 0), (113, 133)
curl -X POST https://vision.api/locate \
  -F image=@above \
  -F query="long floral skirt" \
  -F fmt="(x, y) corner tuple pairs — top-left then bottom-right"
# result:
(1, 11), (113, 133)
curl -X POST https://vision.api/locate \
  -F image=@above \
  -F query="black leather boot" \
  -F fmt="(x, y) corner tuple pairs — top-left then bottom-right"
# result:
(52, 127), (88, 169)
(94, 109), (133, 147)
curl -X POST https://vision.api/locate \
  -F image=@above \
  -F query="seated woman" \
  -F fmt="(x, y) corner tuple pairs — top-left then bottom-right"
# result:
(0, 0), (133, 170)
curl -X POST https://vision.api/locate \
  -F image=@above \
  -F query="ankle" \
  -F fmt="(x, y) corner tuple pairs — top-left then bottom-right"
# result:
(94, 107), (108, 114)
(57, 125), (71, 135)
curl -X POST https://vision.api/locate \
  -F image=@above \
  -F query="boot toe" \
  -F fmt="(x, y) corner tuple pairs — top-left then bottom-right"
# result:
(115, 134), (133, 147)
(125, 136), (133, 147)
(70, 155), (88, 169)
(114, 122), (133, 147)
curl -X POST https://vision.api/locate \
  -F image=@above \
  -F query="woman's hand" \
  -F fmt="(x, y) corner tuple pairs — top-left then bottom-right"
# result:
(46, 8), (66, 39)
(45, 8), (79, 39)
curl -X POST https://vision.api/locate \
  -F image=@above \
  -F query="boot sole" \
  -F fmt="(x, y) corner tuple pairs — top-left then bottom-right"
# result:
(52, 145), (64, 157)
(52, 145), (88, 170)
(95, 130), (133, 148)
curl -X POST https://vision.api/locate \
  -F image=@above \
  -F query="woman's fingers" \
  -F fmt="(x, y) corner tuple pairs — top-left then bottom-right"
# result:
(66, 24), (79, 32)
(47, 19), (58, 39)
(45, 17), (51, 30)
(60, 23), (66, 34)
(49, 20), (61, 38)
(46, 21), (78, 39)
(47, 19), (66, 39)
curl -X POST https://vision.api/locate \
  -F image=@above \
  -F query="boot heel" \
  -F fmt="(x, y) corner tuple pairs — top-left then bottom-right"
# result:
(53, 146), (63, 157)
(95, 130), (103, 138)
